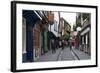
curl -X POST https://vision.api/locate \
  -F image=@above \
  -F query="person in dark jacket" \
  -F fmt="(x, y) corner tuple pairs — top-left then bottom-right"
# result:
(62, 40), (65, 50)
(55, 39), (59, 49)
(69, 41), (72, 51)
(51, 39), (56, 53)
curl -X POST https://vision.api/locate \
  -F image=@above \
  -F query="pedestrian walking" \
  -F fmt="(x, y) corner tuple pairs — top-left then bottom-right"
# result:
(51, 39), (56, 53)
(56, 39), (59, 49)
(70, 41), (72, 51)
(62, 40), (65, 50)
(59, 41), (62, 48)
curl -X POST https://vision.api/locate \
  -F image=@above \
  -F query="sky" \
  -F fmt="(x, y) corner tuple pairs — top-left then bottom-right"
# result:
(60, 12), (76, 31)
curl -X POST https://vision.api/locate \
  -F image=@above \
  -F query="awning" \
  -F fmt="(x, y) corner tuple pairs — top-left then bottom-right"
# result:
(48, 31), (56, 39)
(23, 10), (41, 27)
(81, 27), (90, 36)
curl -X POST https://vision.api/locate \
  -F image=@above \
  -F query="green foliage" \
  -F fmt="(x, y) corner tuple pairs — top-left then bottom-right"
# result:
(66, 34), (70, 40)
(63, 34), (70, 41)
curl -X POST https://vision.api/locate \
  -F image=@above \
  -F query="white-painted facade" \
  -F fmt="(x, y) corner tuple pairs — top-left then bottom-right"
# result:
(48, 12), (60, 37)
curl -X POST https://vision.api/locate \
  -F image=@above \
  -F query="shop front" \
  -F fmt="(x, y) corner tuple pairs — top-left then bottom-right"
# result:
(23, 10), (41, 62)
(80, 25), (91, 55)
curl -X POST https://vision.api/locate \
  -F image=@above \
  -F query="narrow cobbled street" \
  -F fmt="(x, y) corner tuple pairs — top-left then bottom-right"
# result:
(35, 47), (90, 62)
(22, 10), (91, 63)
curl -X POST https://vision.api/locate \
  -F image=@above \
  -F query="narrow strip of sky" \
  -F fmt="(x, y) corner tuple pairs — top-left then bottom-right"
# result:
(60, 12), (76, 31)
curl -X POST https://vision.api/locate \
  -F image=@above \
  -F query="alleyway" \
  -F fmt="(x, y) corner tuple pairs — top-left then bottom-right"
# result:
(22, 10), (91, 63)
(35, 47), (90, 62)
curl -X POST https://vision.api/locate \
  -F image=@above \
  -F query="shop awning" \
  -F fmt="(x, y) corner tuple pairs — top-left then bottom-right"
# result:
(23, 10), (41, 27)
(48, 31), (56, 39)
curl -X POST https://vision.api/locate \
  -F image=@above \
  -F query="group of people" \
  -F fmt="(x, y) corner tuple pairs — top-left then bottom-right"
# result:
(51, 39), (73, 53)
(51, 39), (67, 53)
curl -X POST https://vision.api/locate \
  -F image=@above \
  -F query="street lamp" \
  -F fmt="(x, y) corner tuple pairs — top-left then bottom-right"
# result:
(76, 27), (82, 32)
